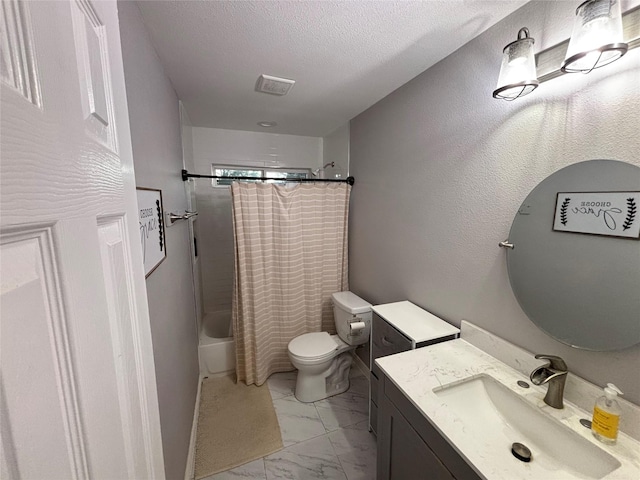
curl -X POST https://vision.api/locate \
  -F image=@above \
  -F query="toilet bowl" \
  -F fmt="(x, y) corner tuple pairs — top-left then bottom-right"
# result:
(287, 291), (372, 403)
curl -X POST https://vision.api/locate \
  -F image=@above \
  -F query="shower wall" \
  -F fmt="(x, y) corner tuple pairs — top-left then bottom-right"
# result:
(189, 127), (324, 334)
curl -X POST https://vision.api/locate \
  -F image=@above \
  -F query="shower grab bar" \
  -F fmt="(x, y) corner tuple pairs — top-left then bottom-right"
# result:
(181, 169), (355, 186)
(166, 210), (198, 226)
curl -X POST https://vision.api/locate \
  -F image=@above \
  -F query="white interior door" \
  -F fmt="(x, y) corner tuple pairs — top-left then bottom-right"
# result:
(1, 1), (165, 478)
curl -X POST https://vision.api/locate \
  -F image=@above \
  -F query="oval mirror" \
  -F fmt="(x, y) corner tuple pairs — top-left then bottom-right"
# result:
(506, 159), (640, 351)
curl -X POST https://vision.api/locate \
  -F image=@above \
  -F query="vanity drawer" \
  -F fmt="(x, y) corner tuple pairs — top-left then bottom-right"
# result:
(372, 313), (412, 377)
(372, 313), (412, 353)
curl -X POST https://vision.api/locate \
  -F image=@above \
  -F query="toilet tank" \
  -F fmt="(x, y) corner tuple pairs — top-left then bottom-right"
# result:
(331, 291), (372, 346)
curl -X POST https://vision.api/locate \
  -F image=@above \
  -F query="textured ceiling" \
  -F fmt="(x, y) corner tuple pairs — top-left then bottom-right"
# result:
(135, 0), (529, 137)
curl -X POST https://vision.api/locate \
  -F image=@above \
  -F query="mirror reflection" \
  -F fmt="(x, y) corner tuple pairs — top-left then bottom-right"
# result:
(506, 160), (640, 351)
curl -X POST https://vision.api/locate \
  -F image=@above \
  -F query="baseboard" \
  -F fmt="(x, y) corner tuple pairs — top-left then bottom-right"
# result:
(184, 375), (204, 480)
(351, 351), (369, 378)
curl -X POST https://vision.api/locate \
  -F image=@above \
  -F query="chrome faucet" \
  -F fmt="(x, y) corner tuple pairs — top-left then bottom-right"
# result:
(530, 354), (568, 409)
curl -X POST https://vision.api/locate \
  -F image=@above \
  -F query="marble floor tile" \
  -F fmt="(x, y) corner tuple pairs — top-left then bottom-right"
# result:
(343, 420), (370, 432)
(203, 361), (376, 479)
(315, 390), (368, 416)
(264, 435), (347, 480)
(315, 401), (369, 432)
(313, 377), (369, 432)
(329, 420), (377, 480)
(349, 365), (365, 378)
(346, 375), (369, 397)
(327, 425), (376, 457)
(205, 459), (267, 480)
(337, 450), (377, 480)
(273, 395), (326, 446)
(267, 371), (297, 400)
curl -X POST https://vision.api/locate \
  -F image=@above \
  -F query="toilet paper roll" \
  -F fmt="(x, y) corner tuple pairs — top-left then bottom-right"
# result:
(350, 321), (366, 335)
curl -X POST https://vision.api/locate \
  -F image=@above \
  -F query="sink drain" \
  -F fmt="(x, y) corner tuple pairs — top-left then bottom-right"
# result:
(511, 442), (532, 463)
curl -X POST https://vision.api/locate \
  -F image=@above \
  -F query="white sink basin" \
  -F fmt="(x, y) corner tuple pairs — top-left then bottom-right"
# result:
(433, 374), (621, 479)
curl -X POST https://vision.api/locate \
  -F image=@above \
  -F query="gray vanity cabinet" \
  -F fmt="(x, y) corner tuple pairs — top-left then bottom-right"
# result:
(370, 312), (412, 433)
(377, 372), (481, 480)
(369, 301), (460, 434)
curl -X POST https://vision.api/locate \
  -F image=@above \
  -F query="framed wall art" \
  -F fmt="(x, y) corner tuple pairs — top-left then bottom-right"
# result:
(136, 187), (166, 276)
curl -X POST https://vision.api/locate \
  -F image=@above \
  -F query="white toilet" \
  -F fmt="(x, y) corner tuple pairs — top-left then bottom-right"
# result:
(287, 291), (372, 402)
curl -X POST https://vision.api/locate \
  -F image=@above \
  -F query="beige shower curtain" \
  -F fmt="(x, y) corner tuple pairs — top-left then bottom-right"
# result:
(231, 181), (350, 386)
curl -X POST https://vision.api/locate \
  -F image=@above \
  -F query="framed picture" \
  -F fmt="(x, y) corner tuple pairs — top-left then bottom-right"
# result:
(553, 191), (639, 239)
(136, 187), (166, 276)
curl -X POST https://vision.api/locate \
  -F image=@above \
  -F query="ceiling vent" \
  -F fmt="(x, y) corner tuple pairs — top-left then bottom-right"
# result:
(256, 74), (295, 96)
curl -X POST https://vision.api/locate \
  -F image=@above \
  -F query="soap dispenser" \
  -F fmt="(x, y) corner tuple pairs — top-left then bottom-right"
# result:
(592, 383), (623, 445)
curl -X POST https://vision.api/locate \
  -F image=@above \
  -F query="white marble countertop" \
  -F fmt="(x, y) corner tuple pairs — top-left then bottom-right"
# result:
(375, 337), (640, 480)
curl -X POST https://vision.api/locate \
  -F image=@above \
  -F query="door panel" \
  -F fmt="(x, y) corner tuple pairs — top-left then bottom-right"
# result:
(0, 0), (41, 107)
(1, 0), (164, 478)
(70, 0), (118, 151)
(98, 217), (148, 478)
(1, 227), (87, 480)
(52, 217), (129, 478)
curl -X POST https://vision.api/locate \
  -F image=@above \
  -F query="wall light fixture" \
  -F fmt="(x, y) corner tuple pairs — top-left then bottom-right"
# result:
(562, 0), (628, 73)
(493, 3), (639, 100)
(493, 28), (539, 100)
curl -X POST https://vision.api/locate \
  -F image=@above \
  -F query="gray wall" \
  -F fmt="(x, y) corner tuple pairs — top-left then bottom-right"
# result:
(349, 1), (640, 404)
(118, 3), (199, 479)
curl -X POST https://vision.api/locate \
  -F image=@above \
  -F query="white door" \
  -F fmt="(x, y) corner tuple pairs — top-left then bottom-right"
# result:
(0, 1), (165, 478)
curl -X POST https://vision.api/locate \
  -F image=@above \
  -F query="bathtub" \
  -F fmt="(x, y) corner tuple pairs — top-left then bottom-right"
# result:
(199, 311), (235, 375)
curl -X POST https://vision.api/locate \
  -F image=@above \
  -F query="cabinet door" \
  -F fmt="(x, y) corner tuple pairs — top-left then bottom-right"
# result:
(378, 385), (455, 480)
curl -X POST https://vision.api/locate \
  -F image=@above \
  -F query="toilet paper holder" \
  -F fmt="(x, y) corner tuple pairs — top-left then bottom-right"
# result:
(349, 319), (367, 335)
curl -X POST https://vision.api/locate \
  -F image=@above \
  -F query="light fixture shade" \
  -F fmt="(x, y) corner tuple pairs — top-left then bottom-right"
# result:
(493, 28), (539, 101)
(561, 0), (628, 73)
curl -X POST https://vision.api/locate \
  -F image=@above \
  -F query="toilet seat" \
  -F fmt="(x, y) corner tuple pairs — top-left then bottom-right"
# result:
(288, 332), (338, 361)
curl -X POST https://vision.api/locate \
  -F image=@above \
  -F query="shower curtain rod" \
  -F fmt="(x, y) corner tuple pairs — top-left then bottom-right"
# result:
(181, 169), (355, 186)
